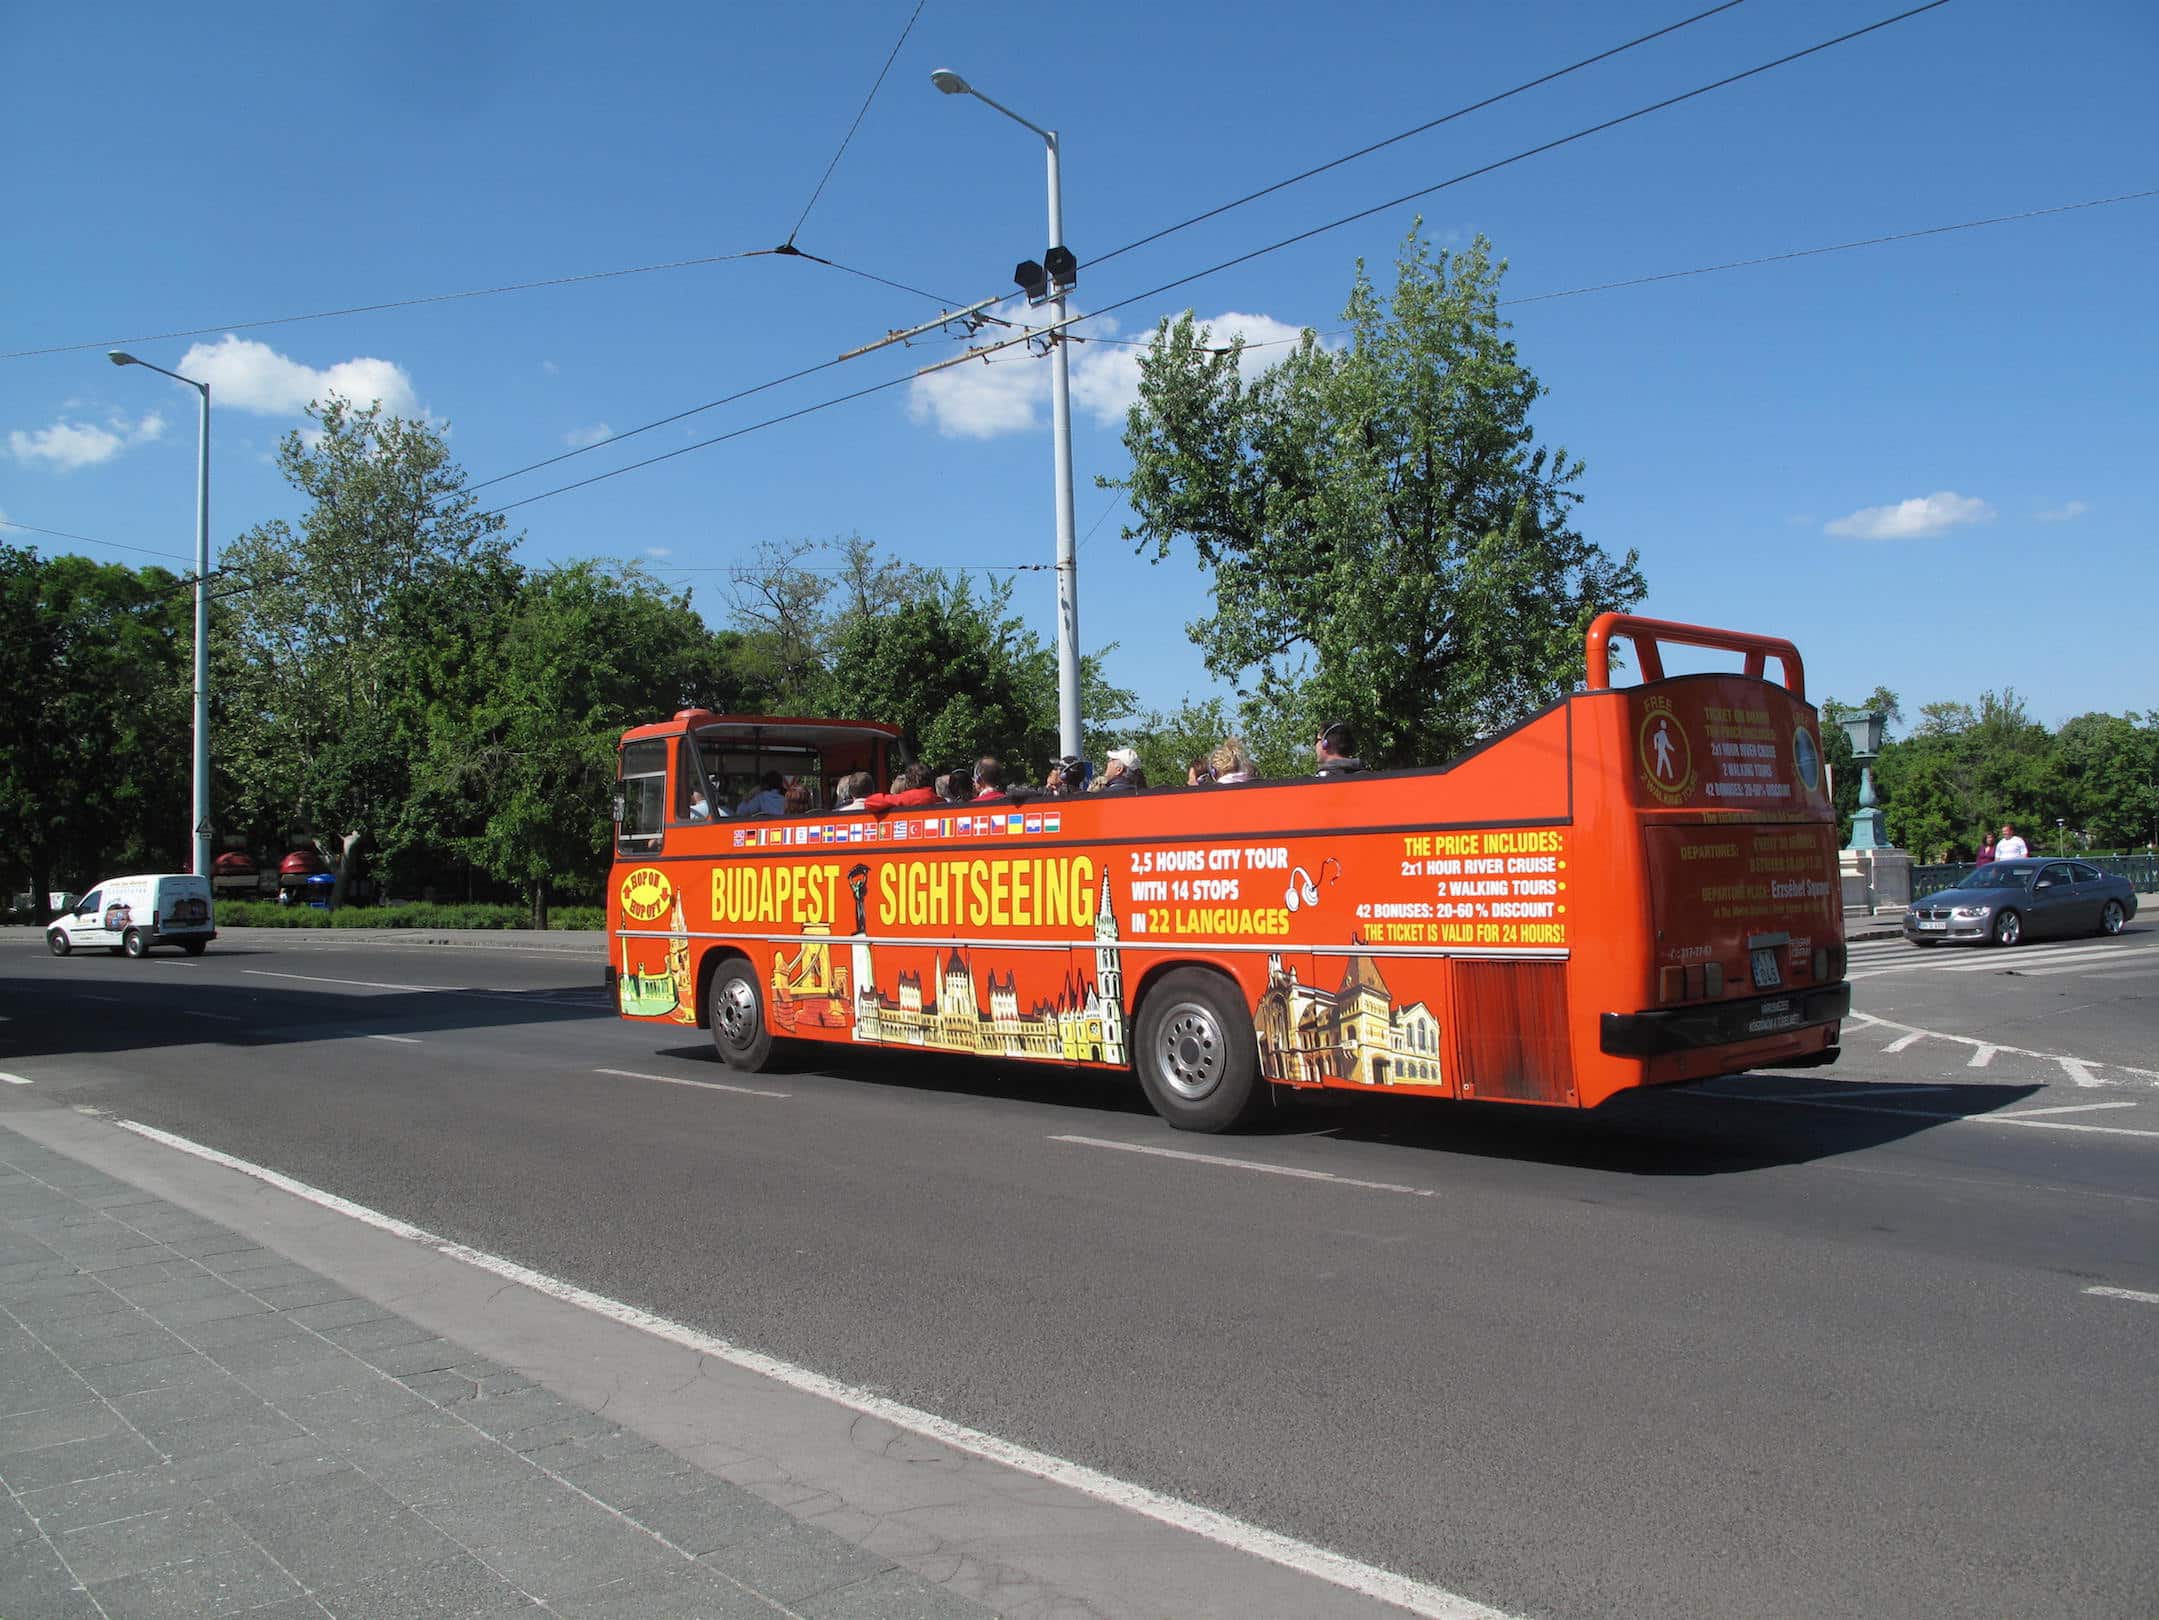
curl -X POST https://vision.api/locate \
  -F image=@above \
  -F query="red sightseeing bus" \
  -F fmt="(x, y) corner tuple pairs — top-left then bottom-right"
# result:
(607, 615), (1847, 1131)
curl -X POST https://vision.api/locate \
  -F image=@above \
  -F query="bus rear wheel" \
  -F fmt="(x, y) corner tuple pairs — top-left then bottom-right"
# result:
(707, 958), (774, 1072)
(1134, 968), (1266, 1133)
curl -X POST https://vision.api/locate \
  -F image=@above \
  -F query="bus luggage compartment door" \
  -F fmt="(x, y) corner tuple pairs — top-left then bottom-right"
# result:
(1447, 959), (1576, 1105)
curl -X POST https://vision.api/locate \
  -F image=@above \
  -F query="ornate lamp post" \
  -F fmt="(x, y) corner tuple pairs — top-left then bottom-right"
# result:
(1841, 712), (1887, 851)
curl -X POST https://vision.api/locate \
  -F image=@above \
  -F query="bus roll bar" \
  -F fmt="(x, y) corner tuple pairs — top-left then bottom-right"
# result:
(1585, 613), (1806, 699)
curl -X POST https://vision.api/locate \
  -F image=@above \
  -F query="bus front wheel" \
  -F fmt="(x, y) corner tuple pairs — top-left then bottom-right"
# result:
(708, 958), (774, 1072)
(1134, 968), (1266, 1133)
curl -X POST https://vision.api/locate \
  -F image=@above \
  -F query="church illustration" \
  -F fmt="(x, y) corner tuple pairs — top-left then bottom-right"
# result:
(1254, 950), (1442, 1088)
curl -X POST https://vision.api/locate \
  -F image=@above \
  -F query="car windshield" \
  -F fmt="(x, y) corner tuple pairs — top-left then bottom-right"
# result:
(1967, 863), (2038, 890)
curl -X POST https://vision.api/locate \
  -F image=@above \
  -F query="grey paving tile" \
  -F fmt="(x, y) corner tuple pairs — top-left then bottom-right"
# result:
(364, 1438), (533, 1509)
(199, 1332), (342, 1378)
(0, 1367), (95, 1419)
(0, 1272), (113, 1304)
(225, 1481), (465, 1587)
(20, 1463), (203, 1534)
(106, 1273), (250, 1307)
(58, 1499), (258, 1584)
(0, 1429), (163, 1493)
(498, 1408), (623, 1456)
(0, 1398), (127, 1454)
(416, 1483), (599, 1552)
(112, 1374), (259, 1429)
(699, 1523), (894, 1606)
(52, 1326), (191, 1369)
(74, 1260), (200, 1291)
(204, 1260), (317, 1290)
(186, 1311), (320, 1352)
(356, 1335), (465, 1377)
(248, 1278), (359, 1311)
(67, 1245), (176, 1273)
(0, 1258), (77, 1286)
(147, 1290), (277, 1328)
(550, 1565), (774, 1619)
(315, 1409), (483, 1469)
(545, 1442), (703, 1507)
(320, 1316), (440, 1355)
(283, 1298), (396, 1332)
(138, 1403), (307, 1462)
(0, 1541), (104, 1619)
(621, 1482), (799, 1557)
(796, 1565), (990, 1619)
(10, 1288), (140, 1327)
(277, 1380), (431, 1437)
(209, 1455), (372, 1513)
(451, 1387), (579, 1440)
(85, 1540), (303, 1617)
(74, 1351), (229, 1399)
(243, 1352), (380, 1402)
(462, 1517), (685, 1602)
(312, 1550), (528, 1620)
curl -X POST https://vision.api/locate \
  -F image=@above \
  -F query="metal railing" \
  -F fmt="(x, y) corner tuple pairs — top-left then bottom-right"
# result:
(1911, 855), (2159, 901)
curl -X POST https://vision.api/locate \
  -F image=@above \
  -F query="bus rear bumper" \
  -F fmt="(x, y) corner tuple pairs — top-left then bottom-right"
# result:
(1600, 983), (1850, 1059)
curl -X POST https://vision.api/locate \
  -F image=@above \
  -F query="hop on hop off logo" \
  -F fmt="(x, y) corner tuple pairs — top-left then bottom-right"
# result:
(619, 866), (674, 924)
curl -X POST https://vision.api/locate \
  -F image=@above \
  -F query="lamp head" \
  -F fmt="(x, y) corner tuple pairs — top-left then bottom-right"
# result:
(929, 68), (970, 96)
(107, 350), (138, 367)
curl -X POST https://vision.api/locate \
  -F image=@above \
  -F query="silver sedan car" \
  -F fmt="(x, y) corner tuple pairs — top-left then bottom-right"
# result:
(1904, 859), (2140, 947)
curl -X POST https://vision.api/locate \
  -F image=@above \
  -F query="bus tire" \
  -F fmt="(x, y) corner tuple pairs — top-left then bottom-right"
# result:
(1133, 968), (1266, 1133)
(123, 928), (148, 959)
(707, 958), (774, 1072)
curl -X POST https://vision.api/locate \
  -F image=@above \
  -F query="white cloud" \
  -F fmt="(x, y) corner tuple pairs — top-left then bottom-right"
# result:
(173, 334), (419, 418)
(645, 546), (673, 559)
(907, 309), (1316, 440)
(2034, 500), (2088, 523)
(1824, 491), (1994, 541)
(541, 360), (560, 376)
(563, 423), (613, 448)
(7, 411), (166, 472)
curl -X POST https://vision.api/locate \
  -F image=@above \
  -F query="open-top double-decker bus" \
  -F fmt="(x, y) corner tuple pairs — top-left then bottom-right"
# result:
(607, 615), (1848, 1131)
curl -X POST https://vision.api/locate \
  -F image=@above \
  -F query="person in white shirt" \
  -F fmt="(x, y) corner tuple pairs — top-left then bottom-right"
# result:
(1994, 823), (2029, 860)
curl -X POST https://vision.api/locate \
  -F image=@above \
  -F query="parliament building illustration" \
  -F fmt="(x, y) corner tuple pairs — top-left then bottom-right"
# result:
(768, 866), (1128, 1064)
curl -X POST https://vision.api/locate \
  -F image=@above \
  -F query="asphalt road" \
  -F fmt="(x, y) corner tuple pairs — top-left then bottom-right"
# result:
(3, 927), (2155, 1619)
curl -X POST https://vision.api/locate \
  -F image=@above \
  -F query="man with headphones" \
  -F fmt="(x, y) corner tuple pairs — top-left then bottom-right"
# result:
(1315, 722), (1367, 778)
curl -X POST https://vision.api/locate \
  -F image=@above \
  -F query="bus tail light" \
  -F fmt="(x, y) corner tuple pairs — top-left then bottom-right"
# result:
(1703, 962), (1723, 997)
(1659, 966), (1684, 1003)
(1812, 947), (1829, 981)
(1683, 964), (1704, 1001)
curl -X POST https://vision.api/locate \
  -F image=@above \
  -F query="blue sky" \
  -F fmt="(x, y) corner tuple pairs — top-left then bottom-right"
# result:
(5, 0), (2153, 735)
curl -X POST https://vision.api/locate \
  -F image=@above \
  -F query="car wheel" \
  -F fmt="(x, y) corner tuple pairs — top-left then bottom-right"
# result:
(181, 939), (209, 956)
(1133, 967), (1267, 1133)
(707, 958), (774, 1071)
(2099, 900), (2126, 937)
(46, 929), (70, 957)
(1992, 910), (2023, 948)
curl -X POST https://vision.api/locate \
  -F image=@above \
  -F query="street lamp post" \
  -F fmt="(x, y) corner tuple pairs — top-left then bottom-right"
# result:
(108, 351), (212, 879)
(931, 67), (1083, 761)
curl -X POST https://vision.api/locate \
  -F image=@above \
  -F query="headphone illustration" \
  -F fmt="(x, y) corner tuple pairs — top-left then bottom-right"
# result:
(1283, 858), (1342, 913)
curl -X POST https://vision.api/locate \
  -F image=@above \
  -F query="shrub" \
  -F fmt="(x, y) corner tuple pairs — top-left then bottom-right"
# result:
(216, 901), (605, 930)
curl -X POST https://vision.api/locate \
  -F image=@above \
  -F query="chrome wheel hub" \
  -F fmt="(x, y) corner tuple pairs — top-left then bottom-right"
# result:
(1157, 1002), (1224, 1102)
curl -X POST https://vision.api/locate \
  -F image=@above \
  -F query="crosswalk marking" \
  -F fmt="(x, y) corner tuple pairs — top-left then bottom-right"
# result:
(1843, 930), (2154, 981)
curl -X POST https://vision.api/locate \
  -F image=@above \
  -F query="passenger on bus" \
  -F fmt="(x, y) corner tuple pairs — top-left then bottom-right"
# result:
(1187, 757), (1215, 786)
(783, 782), (813, 817)
(1096, 748), (1143, 794)
(971, 758), (1005, 802)
(1314, 722), (1367, 778)
(865, 762), (939, 811)
(1209, 739), (1256, 784)
(833, 771), (873, 811)
(688, 787), (713, 820)
(738, 771), (786, 816)
(1057, 756), (1092, 794)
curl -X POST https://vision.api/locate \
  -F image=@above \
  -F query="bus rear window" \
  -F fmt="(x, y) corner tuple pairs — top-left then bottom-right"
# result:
(618, 740), (667, 851)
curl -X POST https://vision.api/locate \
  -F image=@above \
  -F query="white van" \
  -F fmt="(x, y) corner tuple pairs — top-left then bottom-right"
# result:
(46, 874), (216, 958)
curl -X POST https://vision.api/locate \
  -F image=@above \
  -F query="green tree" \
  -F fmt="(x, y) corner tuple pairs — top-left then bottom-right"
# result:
(428, 562), (715, 926)
(1112, 227), (1645, 767)
(218, 398), (519, 902)
(0, 546), (192, 917)
(2055, 711), (2158, 849)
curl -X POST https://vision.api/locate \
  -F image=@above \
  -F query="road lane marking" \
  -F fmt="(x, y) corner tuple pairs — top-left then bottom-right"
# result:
(2084, 1286), (2159, 1306)
(247, 968), (441, 992)
(1759, 1086), (1952, 1101)
(181, 1010), (240, 1023)
(364, 1034), (422, 1045)
(0, 1073), (32, 1086)
(2012, 946), (2159, 977)
(245, 968), (606, 1011)
(79, 995), (124, 1004)
(112, 1119), (1508, 1620)
(594, 1068), (789, 1099)
(1694, 1090), (2159, 1138)
(1966, 1045), (1999, 1068)
(1880, 1032), (1928, 1053)
(1052, 1134), (1439, 1198)
(1934, 942), (2147, 974)
(1844, 1013), (2159, 1087)
(1995, 1103), (2137, 1119)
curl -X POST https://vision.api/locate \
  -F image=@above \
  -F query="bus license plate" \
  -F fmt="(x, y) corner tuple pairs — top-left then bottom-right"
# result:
(1750, 947), (1783, 989)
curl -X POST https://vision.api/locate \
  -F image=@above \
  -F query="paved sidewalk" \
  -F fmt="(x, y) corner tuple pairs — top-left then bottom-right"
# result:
(0, 1129), (984, 1619)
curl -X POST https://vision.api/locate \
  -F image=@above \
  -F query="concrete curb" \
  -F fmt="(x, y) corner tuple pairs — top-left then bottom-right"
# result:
(0, 924), (605, 957)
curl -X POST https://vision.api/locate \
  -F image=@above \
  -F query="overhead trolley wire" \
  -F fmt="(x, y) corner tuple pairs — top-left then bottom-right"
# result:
(786, 0), (930, 245)
(458, 0), (1961, 523)
(0, 517), (190, 563)
(1093, 0), (1754, 270)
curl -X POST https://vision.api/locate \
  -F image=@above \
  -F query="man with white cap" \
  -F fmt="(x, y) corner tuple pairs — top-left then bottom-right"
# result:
(1096, 747), (1144, 793)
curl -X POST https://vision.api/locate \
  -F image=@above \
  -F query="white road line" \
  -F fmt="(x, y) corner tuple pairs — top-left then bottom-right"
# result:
(1695, 1091), (2159, 1138)
(365, 1034), (422, 1045)
(2084, 1286), (2159, 1306)
(1966, 1045), (1999, 1068)
(0, 1072), (32, 1086)
(1053, 1134), (1439, 1198)
(2083, 967), (2159, 983)
(1844, 1013), (2159, 1087)
(79, 995), (124, 1004)
(246, 968), (440, 992)
(1759, 1086), (1952, 1101)
(111, 1120), (1506, 1620)
(2056, 1059), (2105, 1089)
(1935, 943), (2141, 974)
(594, 1067), (789, 1100)
(245, 968), (603, 1011)
(1996, 1103), (2138, 1119)
(2012, 946), (2159, 978)
(1881, 1032), (1928, 1054)
(180, 1010), (240, 1023)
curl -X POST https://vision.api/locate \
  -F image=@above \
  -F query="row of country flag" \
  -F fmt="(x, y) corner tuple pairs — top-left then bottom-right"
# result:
(733, 811), (1064, 848)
